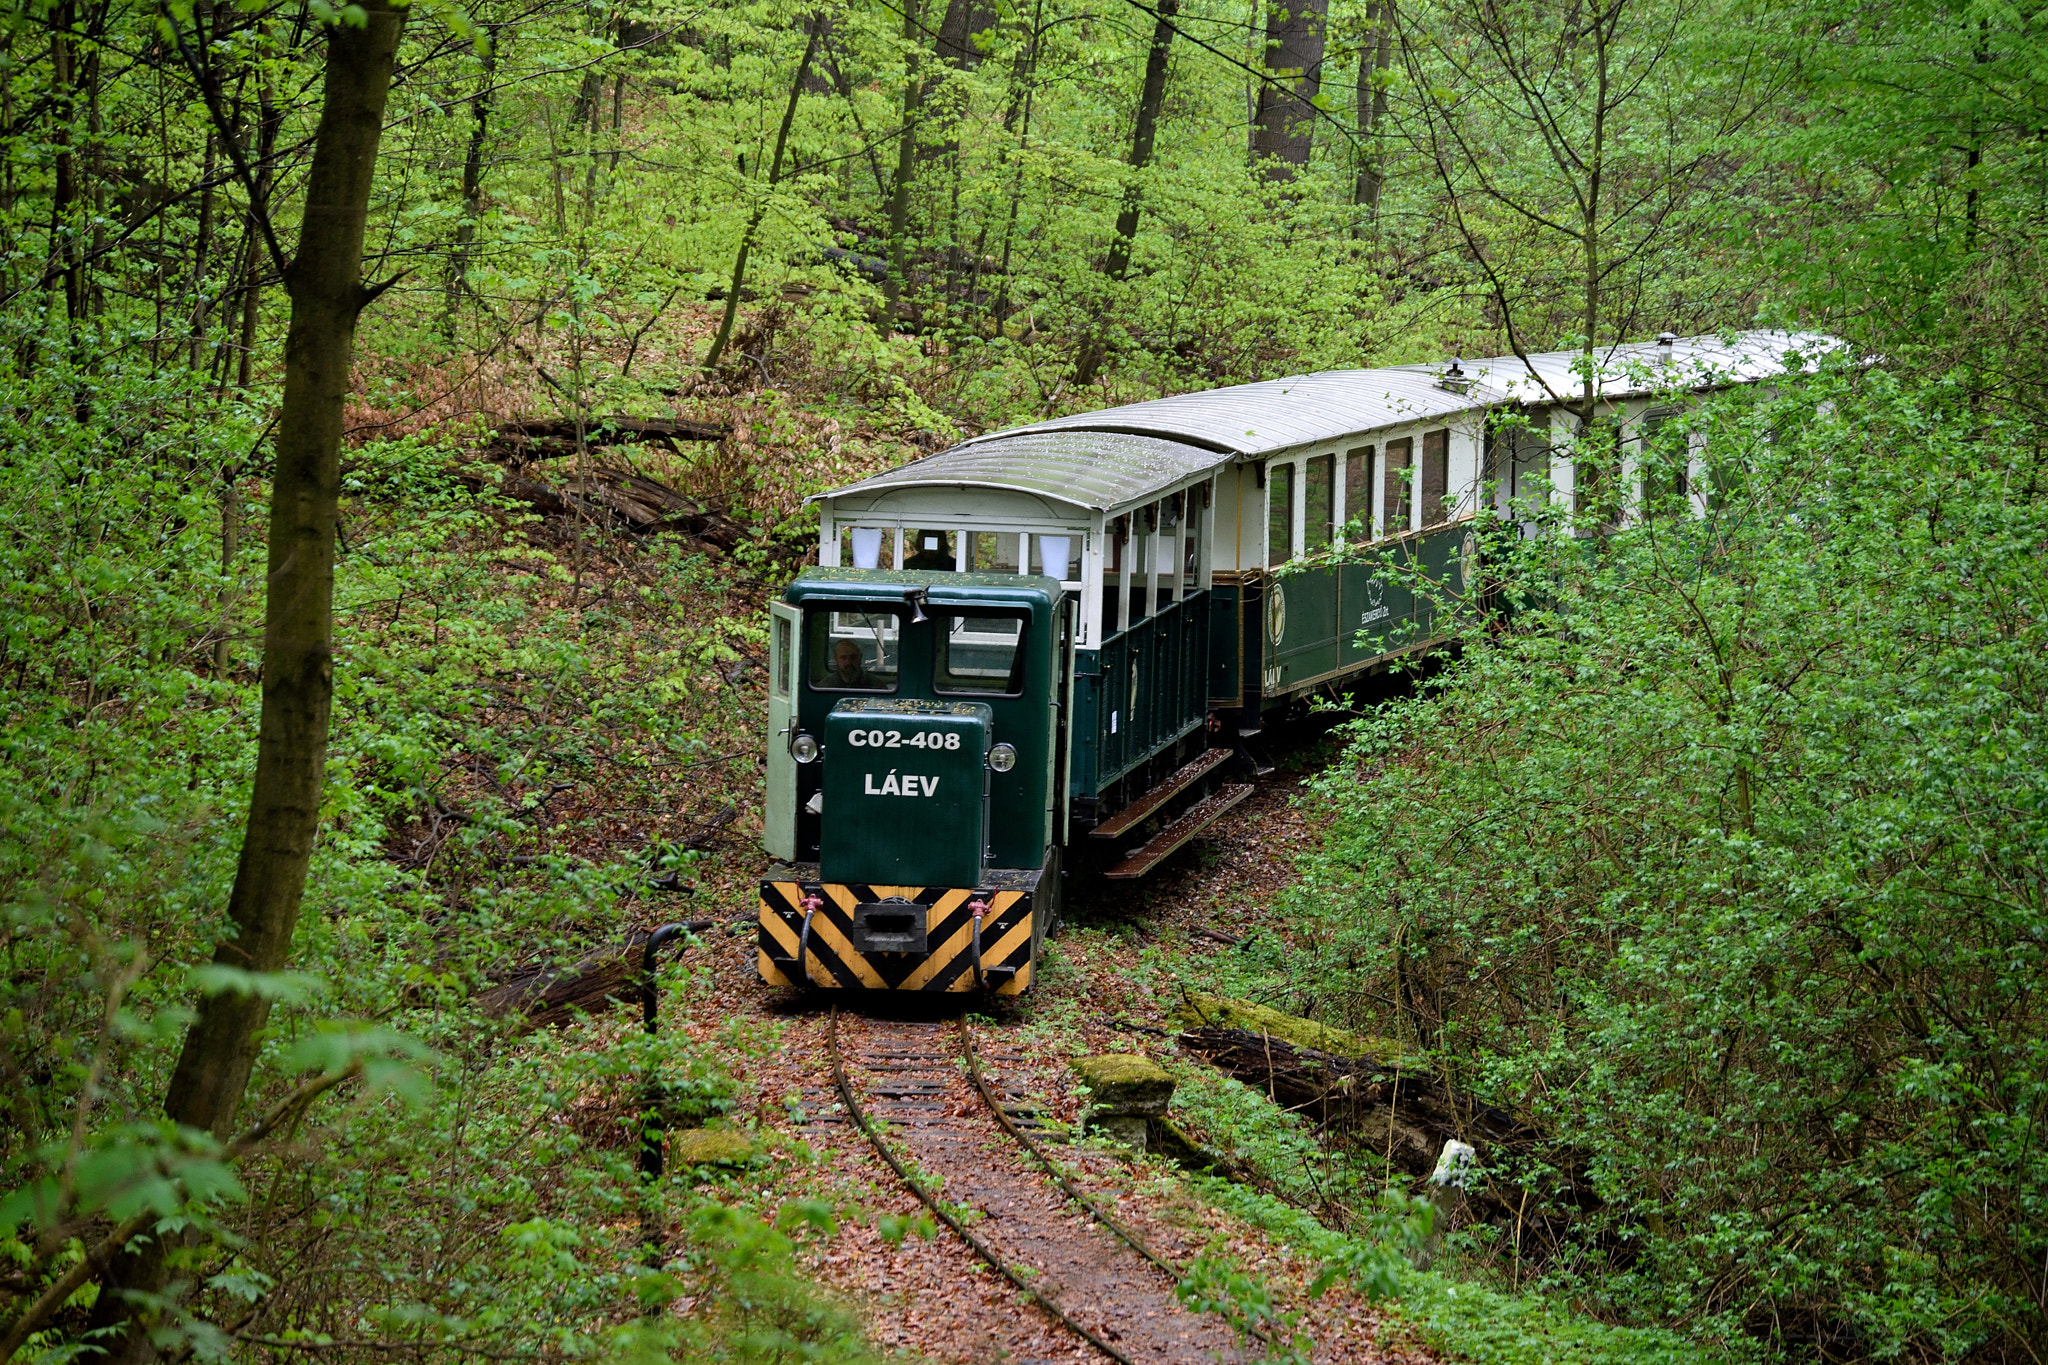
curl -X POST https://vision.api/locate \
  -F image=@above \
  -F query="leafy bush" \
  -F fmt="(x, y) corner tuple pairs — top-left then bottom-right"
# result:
(1284, 368), (2048, 1357)
(0, 356), (858, 1360)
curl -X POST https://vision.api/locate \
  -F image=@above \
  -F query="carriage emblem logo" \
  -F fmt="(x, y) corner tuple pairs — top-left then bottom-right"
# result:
(1265, 582), (1287, 645)
(1365, 577), (1384, 609)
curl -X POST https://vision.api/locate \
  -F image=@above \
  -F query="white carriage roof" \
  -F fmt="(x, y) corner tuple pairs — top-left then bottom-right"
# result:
(1431, 330), (1845, 409)
(815, 330), (1842, 515)
(818, 429), (1225, 516)
(969, 366), (1481, 459)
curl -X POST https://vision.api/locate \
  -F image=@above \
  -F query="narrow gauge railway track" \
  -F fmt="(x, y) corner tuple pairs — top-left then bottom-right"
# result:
(826, 1009), (1253, 1364)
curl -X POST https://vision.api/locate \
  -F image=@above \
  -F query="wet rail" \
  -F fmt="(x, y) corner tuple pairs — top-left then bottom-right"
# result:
(826, 1007), (1253, 1363)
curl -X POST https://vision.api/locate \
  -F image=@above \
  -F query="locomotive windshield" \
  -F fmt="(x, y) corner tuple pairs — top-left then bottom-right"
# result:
(807, 608), (900, 693)
(934, 613), (1025, 696)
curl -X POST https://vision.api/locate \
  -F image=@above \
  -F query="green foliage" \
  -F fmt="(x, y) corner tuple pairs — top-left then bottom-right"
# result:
(662, 1201), (882, 1363)
(1202, 1181), (1735, 1365)
(1278, 367), (2048, 1356)
(0, 349), (836, 1357)
(1176, 1252), (1312, 1362)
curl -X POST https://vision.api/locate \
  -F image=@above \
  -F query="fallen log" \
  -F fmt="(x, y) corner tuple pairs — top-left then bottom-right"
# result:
(477, 923), (723, 1028)
(1175, 1025), (1535, 1174)
(484, 415), (728, 463)
(455, 463), (749, 549)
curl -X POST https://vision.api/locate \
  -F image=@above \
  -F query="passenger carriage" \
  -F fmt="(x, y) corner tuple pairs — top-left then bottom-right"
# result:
(757, 331), (1837, 994)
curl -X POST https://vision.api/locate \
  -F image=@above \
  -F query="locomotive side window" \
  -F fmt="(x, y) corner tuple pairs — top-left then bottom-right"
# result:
(808, 609), (901, 693)
(842, 526), (896, 569)
(935, 613), (1026, 696)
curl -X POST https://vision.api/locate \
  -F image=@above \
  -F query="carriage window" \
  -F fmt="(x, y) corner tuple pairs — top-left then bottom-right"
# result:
(1037, 533), (1081, 579)
(807, 609), (901, 693)
(1267, 462), (1295, 566)
(774, 615), (793, 696)
(1305, 454), (1335, 550)
(903, 529), (956, 571)
(1383, 438), (1413, 532)
(935, 614), (1026, 696)
(1640, 414), (1688, 517)
(1344, 446), (1373, 541)
(842, 526), (897, 570)
(1421, 429), (1450, 526)
(972, 531), (1021, 573)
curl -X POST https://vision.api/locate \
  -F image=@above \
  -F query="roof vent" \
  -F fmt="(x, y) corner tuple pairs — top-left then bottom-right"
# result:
(1438, 358), (1470, 394)
(1656, 331), (1677, 355)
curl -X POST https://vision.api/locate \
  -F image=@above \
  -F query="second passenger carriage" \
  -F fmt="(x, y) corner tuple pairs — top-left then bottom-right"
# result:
(757, 332), (1836, 994)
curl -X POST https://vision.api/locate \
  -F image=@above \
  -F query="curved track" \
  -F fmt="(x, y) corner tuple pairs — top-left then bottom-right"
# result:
(828, 1008), (1253, 1363)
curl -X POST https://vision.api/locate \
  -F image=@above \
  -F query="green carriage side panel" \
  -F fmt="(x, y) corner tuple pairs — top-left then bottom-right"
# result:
(1092, 590), (1211, 789)
(1070, 647), (1102, 801)
(1334, 523), (1479, 665)
(820, 699), (991, 888)
(1340, 545), (1416, 662)
(1271, 564), (1340, 691)
(1207, 583), (1243, 706)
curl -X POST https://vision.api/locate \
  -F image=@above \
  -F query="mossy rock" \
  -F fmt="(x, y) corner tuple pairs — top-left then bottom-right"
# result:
(1071, 1053), (1175, 1116)
(1147, 1115), (1224, 1174)
(1172, 990), (1403, 1059)
(668, 1127), (762, 1168)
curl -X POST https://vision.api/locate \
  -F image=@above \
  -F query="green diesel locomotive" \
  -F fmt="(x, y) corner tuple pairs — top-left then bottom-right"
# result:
(757, 331), (1836, 993)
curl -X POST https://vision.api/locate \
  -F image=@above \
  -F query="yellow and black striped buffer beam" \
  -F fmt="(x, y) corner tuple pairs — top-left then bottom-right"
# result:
(757, 880), (1036, 995)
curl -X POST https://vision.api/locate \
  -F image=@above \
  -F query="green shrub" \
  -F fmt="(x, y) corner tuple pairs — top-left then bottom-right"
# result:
(1284, 368), (2048, 1358)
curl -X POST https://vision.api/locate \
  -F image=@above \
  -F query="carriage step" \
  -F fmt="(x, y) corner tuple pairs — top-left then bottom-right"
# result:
(1090, 748), (1233, 840)
(1102, 783), (1255, 879)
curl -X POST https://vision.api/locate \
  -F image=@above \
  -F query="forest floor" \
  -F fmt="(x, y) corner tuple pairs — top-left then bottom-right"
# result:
(630, 718), (1438, 1363)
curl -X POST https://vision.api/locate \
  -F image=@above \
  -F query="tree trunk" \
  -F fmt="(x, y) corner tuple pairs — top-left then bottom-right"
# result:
(882, 0), (926, 325)
(85, 3), (409, 1356)
(1071, 0), (1176, 386)
(190, 130), (216, 371)
(704, 18), (821, 370)
(990, 0), (1045, 325)
(50, 0), (83, 325)
(443, 28), (498, 342)
(1353, 0), (1393, 220)
(1249, 0), (1328, 179)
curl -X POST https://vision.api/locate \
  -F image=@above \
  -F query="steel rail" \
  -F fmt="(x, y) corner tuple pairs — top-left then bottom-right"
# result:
(957, 1015), (1183, 1280)
(826, 1008), (1138, 1365)
(959, 1015), (1276, 1347)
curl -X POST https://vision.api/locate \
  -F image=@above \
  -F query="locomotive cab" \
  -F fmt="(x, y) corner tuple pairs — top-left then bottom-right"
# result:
(758, 569), (1069, 994)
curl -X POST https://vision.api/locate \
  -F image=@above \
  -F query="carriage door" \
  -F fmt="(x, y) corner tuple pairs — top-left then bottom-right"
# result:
(765, 599), (801, 862)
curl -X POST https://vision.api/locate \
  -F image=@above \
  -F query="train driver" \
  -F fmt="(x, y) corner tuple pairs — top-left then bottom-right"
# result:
(825, 639), (879, 689)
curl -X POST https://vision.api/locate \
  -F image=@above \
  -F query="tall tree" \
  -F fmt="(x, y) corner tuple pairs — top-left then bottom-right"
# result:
(1402, 0), (1736, 425)
(442, 26), (498, 341)
(704, 17), (823, 368)
(1352, 0), (1393, 217)
(1250, 0), (1328, 178)
(85, 0), (410, 1354)
(881, 0), (926, 322)
(1072, 0), (1178, 386)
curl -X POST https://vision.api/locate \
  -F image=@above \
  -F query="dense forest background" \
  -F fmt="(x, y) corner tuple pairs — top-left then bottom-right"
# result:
(0, 0), (2042, 1355)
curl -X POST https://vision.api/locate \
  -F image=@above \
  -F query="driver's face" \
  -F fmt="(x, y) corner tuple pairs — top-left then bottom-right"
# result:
(833, 643), (862, 675)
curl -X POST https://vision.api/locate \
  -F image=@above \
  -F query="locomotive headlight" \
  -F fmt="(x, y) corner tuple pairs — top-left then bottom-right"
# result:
(988, 743), (1018, 773)
(790, 732), (820, 764)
